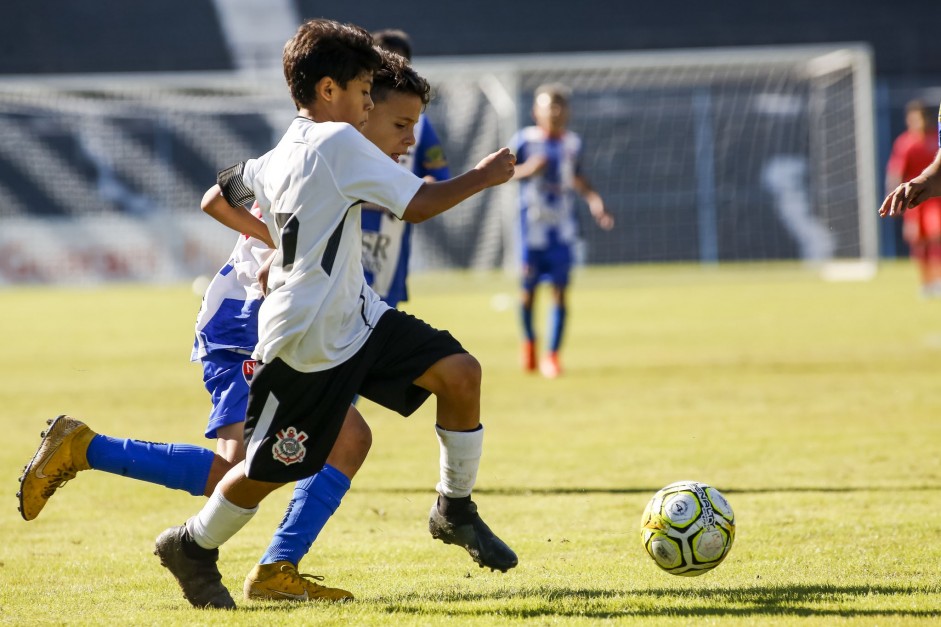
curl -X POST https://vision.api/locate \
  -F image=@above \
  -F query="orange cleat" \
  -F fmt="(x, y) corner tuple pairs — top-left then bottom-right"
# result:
(521, 340), (537, 372)
(540, 352), (562, 379)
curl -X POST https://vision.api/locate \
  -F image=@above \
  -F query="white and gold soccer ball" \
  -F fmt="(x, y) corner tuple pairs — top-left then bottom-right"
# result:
(640, 480), (735, 576)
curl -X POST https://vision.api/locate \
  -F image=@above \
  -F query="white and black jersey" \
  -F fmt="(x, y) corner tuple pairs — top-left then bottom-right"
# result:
(221, 118), (424, 373)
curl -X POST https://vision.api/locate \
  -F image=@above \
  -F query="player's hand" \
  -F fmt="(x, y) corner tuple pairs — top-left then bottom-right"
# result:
(588, 196), (614, 230)
(257, 263), (270, 295)
(595, 211), (615, 230)
(475, 147), (516, 187)
(879, 178), (929, 217)
(257, 250), (276, 295)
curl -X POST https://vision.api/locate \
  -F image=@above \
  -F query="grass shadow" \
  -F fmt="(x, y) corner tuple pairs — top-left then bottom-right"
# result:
(359, 485), (941, 496)
(375, 583), (941, 619)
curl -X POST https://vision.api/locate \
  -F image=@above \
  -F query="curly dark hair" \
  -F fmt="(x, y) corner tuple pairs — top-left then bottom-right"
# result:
(371, 48), (430, 106)
(282, 19), (382, 110)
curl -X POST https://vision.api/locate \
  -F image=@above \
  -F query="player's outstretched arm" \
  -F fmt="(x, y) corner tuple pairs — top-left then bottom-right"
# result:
(512, 154), (547, 181)
(402, 148), (515, 223)
(201, 185), (275, 248)
(574, 174), (614, 230)
(879, 149), (941, 218)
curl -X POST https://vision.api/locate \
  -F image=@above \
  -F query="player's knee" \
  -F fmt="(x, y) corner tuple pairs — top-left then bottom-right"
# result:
(215, 425), (247, 464)
(440, 353), (482, 402)
(332, 409), (372, 471)
(348, 416), (372, 459)
(203, 454), (236, 496)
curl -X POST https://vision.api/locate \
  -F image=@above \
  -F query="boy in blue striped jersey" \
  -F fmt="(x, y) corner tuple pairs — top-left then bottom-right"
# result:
(510, 83), (614, 378)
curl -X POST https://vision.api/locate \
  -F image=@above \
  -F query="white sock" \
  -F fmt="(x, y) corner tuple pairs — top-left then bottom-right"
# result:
(186, 489), (258, 550)
(435, 424), (483, 498)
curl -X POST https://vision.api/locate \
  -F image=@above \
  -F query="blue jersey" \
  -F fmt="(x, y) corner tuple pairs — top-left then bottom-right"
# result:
(510, 126), (584, 252)
(191, 209), (271, 360)
(361, 114), (449, 307)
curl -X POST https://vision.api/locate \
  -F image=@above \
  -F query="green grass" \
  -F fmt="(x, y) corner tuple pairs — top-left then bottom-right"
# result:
(2, 261), (941, 625)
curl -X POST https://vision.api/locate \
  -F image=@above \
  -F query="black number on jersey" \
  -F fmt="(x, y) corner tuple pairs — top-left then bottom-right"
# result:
(274, 209), (351, 276)
(275, 213), (299, 272)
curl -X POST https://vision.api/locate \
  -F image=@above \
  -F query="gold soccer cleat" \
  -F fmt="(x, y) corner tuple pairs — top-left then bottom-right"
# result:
(17, 415), (96, 521)
(244, 561), (354, 602)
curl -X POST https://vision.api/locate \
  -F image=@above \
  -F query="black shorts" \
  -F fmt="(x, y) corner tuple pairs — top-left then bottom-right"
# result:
(243, 309), (466, 483)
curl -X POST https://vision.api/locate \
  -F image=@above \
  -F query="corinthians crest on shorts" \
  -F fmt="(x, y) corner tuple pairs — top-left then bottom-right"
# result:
(272, 427), (308, 465)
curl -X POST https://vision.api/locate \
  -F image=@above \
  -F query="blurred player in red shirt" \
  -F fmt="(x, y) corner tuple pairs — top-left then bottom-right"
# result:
(886, 100), (941, 296)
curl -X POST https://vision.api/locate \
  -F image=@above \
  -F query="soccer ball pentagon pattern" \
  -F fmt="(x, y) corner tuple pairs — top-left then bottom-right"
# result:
(640, 480), (735, 576)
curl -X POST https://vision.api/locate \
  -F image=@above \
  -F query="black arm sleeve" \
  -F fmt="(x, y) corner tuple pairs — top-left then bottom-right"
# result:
(217, 162), (255, 207)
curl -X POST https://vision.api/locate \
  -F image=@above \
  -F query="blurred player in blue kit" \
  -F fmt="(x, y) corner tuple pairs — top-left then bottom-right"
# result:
(510, 83), (614, 378)
(363, 29), (450, 308)
(18, 37), (514, 609)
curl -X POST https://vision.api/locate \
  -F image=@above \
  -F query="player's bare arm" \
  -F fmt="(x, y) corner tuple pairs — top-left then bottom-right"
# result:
(879, 149), (941, 218)
(574, 174), (614, 230)
(402, 147), (515, 223)
(511, 154), (547, 181)
(201, 185), (275, 247)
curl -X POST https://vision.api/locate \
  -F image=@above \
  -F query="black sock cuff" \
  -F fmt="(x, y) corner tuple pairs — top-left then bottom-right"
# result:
(438, 494), (474, 521)
(181, 527), (218, 560)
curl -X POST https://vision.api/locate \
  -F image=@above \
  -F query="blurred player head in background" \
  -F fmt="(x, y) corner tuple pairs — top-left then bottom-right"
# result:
(282, 18), (381, 121)
(532, 82), (572, 138)
(905, 99), (934, 137)
(372, 28), (413, 61)
(362, 49), (431, 161)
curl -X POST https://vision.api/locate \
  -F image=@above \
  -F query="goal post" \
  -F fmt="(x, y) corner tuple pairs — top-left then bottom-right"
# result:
(414, 44), (878, 273)
(0, 44), (876, 284)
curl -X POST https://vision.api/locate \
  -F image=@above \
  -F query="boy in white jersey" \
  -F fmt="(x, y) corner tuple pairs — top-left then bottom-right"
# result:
(19, 49), (484, 607)
(510, 83), (614, 378)
(153, 19), (517, 609)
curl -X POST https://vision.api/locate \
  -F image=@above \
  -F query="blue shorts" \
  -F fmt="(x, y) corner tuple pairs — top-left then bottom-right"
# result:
(522, 242), (572, 291)
(201, 350), (256, 439)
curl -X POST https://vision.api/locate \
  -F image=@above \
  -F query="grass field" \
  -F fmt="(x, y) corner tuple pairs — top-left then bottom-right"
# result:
(2, 261), (941, 625)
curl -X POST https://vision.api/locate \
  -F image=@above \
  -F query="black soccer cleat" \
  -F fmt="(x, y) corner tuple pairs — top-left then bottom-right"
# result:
(154, 524), (236, 610)
(429, 495), (518, 573)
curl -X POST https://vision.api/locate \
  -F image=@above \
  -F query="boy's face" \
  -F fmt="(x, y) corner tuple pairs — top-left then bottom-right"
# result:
(533, 93), (569, 136)
(362, 91), (423, 161)
(324, 72), (375, 129)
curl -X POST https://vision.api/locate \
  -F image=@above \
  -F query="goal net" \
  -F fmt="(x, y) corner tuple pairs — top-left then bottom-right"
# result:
(0, 45), (875, 283)
(414, 45), (877, 272)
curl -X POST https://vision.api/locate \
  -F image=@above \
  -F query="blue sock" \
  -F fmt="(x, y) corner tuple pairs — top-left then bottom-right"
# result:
(260, 464), (351, 566)
(521, 302), (535, 342)
(549, 304), (567, 353)
(85, 435), (214, 497)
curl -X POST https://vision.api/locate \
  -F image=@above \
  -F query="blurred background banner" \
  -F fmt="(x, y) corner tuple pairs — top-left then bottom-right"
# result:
(0, 1), (938, 283)
(0, 47), (875, 283)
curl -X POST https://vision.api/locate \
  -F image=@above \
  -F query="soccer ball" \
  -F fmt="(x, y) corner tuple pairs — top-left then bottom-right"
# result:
(640, 480), (735, 576)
